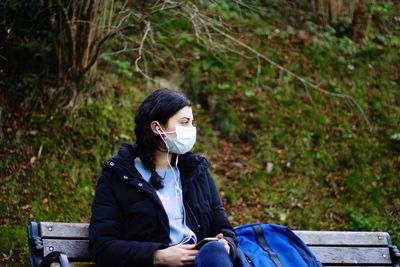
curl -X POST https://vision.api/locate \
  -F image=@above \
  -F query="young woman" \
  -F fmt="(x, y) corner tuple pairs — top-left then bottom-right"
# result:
(89, 88), (238, 267)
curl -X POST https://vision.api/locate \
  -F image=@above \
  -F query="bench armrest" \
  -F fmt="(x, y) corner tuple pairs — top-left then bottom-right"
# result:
(38, 251), (70, 267)
(28, 222), (44, 267)
(390, 245), (400, 267)
(28, 222), (71, 267)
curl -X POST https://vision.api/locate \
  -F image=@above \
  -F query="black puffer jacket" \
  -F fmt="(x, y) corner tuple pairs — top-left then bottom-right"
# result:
(89, 144), (238, 267)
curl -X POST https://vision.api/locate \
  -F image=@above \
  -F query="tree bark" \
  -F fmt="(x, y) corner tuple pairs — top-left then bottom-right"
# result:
(310, 0), (369, 41)
(350, 0), (369, 41)
(310, 0), (360, 23)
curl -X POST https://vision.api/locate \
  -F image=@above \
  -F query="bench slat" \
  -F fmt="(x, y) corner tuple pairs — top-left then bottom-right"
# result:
(40, 222), (89, 239)
(310, 247), (392, 265)
(42, 239), (90, 259)
(40, 223), (391, 247)
(42, 239), (393, 265)
(294, 231), (390, 246)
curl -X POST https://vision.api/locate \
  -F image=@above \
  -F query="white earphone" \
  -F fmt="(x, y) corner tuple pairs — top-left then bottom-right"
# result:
(154, 121), (197, 245)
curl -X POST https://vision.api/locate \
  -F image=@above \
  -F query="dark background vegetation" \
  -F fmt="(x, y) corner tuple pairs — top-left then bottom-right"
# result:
(0, 0), (399, 265)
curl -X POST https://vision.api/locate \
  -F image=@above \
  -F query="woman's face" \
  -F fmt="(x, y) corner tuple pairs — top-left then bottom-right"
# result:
(152, 106), (195, 138)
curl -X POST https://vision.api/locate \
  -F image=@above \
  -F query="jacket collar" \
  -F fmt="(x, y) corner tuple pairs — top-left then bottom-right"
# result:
(178, 152), (211, 180)
(112, 143), (211, 180)
(111, 143), (141, 179)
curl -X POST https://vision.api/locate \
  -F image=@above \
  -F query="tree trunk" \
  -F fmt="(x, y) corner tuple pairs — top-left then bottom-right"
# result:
(350, 0), (370, 41)
(48, 0), (133, 83)
(310, 0), (369, 41)
(310, 0), (359, 23)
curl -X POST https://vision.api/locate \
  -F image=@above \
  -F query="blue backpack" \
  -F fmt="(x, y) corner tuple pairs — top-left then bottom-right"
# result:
(235, 224), (322, 267)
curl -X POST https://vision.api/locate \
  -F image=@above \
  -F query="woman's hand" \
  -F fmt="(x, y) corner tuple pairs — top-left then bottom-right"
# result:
(216, 233), (230, 254)
(153, 244), (198, 266)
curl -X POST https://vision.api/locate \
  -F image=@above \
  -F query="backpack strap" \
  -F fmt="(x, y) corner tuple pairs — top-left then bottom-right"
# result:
(253, 225), (284, 267)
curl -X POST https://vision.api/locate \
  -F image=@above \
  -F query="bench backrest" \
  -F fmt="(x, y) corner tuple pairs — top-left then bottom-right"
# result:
(40, 222), (91, 260)
(296, 230), (395, 266)
(28, 222), (92, 267)
(28, 221), (399, 266)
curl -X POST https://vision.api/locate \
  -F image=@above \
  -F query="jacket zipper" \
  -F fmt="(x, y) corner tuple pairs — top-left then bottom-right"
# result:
(184, 199), (201, 235)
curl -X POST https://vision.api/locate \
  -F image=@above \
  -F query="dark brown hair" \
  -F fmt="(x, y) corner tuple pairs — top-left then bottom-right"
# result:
(134, 88), (192, 189)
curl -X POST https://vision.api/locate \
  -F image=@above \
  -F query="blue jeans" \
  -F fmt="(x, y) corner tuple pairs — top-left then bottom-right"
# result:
(193, 241), (233, 267)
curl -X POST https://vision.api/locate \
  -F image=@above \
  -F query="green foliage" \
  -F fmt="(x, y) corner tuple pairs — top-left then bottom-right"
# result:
(225, 188), (238, 205)
(1, 0), (400, 265)
(371, 2), (395, 24)
(391, 133), (400, 141)
(0, 72), (142, 264)
(344, 209), (381, 231)
(101, 55), (133, 79)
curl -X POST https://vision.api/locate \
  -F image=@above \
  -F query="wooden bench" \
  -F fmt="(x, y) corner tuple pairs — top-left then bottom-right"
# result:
(27, 221), (400, 267)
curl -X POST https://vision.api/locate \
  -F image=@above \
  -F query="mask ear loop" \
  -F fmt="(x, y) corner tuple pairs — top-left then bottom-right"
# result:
(155, 122), (179, 187)
(156, 123), (175, 178)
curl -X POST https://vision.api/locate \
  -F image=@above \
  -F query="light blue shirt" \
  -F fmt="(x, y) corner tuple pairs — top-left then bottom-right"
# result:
(134, 158), (197, 245)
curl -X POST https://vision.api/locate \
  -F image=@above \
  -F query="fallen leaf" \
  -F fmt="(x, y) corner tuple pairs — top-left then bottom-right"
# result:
(21, 204), (31, 210)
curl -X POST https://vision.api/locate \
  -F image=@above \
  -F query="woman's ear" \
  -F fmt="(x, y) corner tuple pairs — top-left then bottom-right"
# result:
(150, 121), (161, 135)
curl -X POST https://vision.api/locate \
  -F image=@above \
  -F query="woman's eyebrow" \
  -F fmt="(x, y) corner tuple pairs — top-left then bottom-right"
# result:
(180, 117), (193, 120)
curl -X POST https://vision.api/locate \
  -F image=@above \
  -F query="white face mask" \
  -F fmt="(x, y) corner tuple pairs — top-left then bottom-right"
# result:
(157, 124), (196, 154)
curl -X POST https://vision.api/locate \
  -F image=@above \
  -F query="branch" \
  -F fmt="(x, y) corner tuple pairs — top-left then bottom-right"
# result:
(135, 21), (153, 80)
(104, 46), (139, 57)
(81, 25), (136, 76)
(256, 55), (261, 92)
(111, 0), (130, 26)
(133, 0), (371, 132)
(199, 14), (372, 131)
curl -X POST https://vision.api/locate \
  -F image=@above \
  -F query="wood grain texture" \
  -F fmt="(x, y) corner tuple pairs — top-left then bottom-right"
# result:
(42, 239), (90, 259)
(40, 222), (89, 238)
(294, 230), (390, 246)
(310, 247), (392, 265)
(41, 238), (393, 265)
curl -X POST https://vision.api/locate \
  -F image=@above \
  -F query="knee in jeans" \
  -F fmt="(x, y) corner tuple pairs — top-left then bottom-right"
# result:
(200, 241), (226, 253)
(195, 241), (233, 267)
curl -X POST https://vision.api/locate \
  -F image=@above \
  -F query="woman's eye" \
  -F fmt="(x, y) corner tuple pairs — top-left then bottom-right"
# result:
(180, 119), (194, 126)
